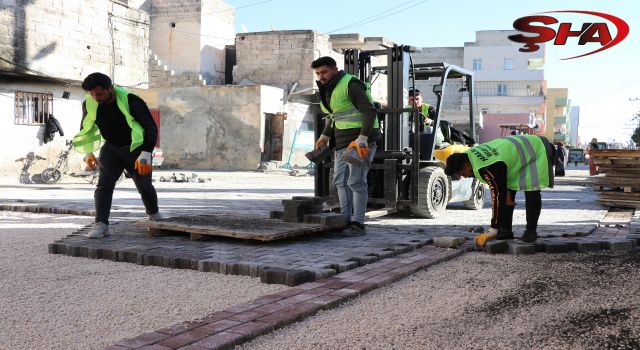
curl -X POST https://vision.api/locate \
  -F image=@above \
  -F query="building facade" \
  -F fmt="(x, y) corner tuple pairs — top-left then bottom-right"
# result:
(569, 106), (580, 147)
(545, 88), (571, 144)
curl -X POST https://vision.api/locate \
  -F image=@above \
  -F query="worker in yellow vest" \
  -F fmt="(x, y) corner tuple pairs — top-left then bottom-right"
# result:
(408, 88), (445, 146)
(72, 73), (161, 238)
(444, 135), (555, 244)
(312, 56), (381, 236)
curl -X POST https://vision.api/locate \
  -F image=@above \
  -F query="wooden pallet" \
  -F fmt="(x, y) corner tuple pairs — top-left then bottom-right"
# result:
(135, 214), (348, 242)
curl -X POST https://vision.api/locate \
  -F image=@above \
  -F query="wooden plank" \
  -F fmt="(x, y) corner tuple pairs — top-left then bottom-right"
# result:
(135, 215), (348, 242)
(597, 199), (640, 209)
(592, 150), (640, 157)
(593, 177), (640, 186)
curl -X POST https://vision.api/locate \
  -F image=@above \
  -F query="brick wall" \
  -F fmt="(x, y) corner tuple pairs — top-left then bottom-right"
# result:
(0, 0), (149, 86)
(233, 30), (341, 91)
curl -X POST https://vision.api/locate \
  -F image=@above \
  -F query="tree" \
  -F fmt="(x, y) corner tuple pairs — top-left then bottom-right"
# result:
(632, 126), (640, 146)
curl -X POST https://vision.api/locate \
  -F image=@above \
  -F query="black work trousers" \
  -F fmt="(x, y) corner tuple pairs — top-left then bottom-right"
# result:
(95, 142), (158, 225)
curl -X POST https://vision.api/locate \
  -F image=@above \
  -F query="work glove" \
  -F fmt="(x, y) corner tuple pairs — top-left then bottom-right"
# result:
(474, 227), (498, 247)
(84, 153), (98, 171)
(134, 151), (153, 176)
(348, 135), (369, 159)
(315, 135), (330, 150)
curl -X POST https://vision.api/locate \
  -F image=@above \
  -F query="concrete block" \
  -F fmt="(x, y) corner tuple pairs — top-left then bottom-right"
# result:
(433, 236), (465, 248)
(335, 261), (359, 272)
(577, 241), (602, 252)
(282, 199), (310, 222)
(507, 242), (536, 255)
(260, 267), (287, 285)
(303, 213), (346, 226)
(626, 234), (640, 243)
(606, 239), (635, 251)
(485, 240), (508, 254)
(285, 269), (313, 286)
(269, 211), (284, 220)
(542, 241), (570, 254)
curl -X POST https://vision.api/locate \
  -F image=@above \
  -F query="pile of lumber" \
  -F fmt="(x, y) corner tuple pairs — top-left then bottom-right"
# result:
(591, 149), (640, 208)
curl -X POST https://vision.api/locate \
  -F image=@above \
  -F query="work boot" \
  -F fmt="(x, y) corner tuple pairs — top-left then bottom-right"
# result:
(86, 222), (108, 238)
(340, 222), (366, 237)
(520, 230), (538, 243)
(148, 212), (164, 221)
(495, 230), (514, 240)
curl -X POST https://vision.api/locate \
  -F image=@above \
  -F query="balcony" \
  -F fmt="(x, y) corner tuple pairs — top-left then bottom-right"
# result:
(554, 116), (567, 125)
(554, 132), (569, 142)
(555, 98), (569, 106)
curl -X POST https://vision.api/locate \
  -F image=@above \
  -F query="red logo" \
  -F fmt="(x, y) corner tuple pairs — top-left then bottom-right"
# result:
(508, 10), (629, 60)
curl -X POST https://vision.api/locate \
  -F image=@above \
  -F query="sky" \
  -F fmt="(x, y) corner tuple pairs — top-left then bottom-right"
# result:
(226, 0), (639, 145)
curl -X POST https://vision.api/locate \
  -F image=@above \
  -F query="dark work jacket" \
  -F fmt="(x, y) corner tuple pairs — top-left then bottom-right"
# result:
(43, 115), (64, 144)
(80, 94), (158, 152)
(318, 71), (381, 150)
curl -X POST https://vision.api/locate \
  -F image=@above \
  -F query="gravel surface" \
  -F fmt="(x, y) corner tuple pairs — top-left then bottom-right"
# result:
(0, 211), (287, 350)
(240, 251), (640, 350)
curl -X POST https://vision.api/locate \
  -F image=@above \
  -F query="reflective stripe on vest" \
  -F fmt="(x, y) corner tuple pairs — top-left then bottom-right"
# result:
(421, 103), (430, 118)
(319, 74), (379, 130)
(465, 135), (549, 191)
(72, 86), (145, 154)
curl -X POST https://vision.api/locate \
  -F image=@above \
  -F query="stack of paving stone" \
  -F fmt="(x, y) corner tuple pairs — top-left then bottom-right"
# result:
(591, 149), (640, 208)
(270, 196), (346, 225)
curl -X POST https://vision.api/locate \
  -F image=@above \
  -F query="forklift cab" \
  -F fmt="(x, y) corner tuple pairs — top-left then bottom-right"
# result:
(313, 45), (484, 218)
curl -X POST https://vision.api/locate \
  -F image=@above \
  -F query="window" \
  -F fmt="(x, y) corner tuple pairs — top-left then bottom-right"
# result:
(504, 58), (513, 70)
(472, 59), (482, 71)
(481, 108), (489, 115)
(497, 84), (507, 96)
(14, 91), (53, 125)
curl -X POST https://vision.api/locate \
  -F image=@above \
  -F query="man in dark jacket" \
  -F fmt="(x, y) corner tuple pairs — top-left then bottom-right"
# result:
(312, 56), (380, 236)
(73, 72), (161, 238)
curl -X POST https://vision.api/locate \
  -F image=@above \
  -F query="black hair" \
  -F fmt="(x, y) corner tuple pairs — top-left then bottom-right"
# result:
(82, 72), (112, 91)
(311, 56), (337, 69)
(408, 88), (421, 97)
(444, 152), (470, 176)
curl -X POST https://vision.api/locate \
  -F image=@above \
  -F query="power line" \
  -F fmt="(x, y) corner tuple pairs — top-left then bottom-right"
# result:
(326, 0), (430, 34)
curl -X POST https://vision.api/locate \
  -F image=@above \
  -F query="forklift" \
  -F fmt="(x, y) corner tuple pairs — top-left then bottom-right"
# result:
(313, 45), (485, 219)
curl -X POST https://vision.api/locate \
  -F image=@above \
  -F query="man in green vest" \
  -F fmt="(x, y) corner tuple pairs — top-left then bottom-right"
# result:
(408, 88), (445, 146)
(312, 56), (381, 236)
(73, 72), (161, 238)
(444, 135), (555, 244)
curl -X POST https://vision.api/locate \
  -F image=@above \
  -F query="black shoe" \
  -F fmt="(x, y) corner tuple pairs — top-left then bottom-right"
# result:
(341, 222), (366, 237)
(495, 231), (514, 240)
(520, 230), (538, 243)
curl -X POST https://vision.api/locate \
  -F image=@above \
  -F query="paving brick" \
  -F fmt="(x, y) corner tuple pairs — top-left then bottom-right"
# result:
(157, 329), (211, 349)
(226, 321), (273, 338)
(577, 241), (602, 252)
(116, 332), (169, 348)
(157, 321), (207, 335)
(303, 213), (346, 225)
(227, 310), (269, 323)
(433, 236), (465, 248)
(252, 294), (286, 305)
(485, 240), (509, 254)
(224, 303), (260, 314)
(193, 319), (242, 334)
(191, 331), (244, 349)
(102, 346), (130, 350)
(606, 239), (635, 251)
(136, 345), (173, 350)
(541, 241), (571, 254)
(507, 242), (536, 255)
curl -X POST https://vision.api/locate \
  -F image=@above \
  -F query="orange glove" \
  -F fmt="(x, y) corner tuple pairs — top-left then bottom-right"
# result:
(134, 151), (153, 176)
(84, 153), (98, 171)
(315, 135), (329, 150)
(349, 135), (369, 159)
(474, 233), (497, 247)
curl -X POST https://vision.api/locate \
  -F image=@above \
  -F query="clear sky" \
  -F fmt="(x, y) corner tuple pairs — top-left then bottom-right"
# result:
(226, 0), (639, 146)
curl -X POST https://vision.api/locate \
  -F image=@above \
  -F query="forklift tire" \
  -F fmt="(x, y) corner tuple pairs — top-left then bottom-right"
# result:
(463, 182), (485, 210)
(411, 166), (448, 219)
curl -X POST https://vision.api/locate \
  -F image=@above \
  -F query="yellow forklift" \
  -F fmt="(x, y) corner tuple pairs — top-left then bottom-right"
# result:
(313, 45), (484, 218)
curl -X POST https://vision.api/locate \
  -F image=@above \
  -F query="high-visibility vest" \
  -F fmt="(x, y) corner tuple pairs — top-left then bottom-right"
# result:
(420, 103), (444, 144)
(464, 135), (550, 191)
(72, 86), (145, 154)
(421, 103), (430, 118)
(320, 74), (379, 130)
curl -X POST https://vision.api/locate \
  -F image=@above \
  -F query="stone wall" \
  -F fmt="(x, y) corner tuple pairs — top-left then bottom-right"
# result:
(0, 0), (149, 87)
(144, 0), (235, 85)
(233, 30), (341, 92)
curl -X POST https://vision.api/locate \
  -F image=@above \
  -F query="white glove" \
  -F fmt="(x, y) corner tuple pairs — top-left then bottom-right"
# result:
(137, 151), (152, 164)
(315, 135), (330, 150)
(488, 227), (499, 234)
(355, 135), (368, 146)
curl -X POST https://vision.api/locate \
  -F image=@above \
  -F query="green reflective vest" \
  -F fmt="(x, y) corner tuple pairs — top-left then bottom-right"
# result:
(420, 103), (445, 145)
(319, 74), (379, 130)
(72, 86), (145, 154)
(464, 135), (550, 191)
